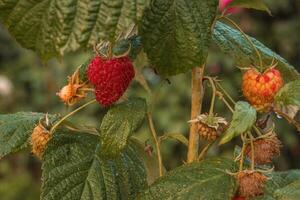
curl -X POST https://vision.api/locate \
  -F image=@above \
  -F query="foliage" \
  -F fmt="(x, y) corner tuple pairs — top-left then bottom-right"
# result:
(213, 22), (300, 82)
(100, 98), (146, 158)
(0, 112), (59, 159)
(0, 0), (299, 199)
(219, 101), (256, 145)
(0, 0), (149, 59)
(137, 158), (237, 200)
(140, 0), (218, 76)
(275, 80), (300, 106)
(42, 128), (147, 200)
(227, 0), (271, 15)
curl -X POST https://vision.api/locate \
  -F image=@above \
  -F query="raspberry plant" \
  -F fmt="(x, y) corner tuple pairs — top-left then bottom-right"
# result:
(0, 0), (300, 199)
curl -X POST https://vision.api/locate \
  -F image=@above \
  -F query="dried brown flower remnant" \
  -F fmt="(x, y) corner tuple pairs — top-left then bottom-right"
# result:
(237, 170), (267, 198)
(245, 133), (281, 165)
(31, 122), (51, 159)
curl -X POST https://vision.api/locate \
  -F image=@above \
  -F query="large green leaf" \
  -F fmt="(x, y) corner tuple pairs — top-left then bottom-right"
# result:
(227, 0), (271, 14)
(254, 170), (300, 200)
(213, 22), (300, 82)
(0, 112), (58, 159)
(0, 0), (149, 59)
(136, 157), (237, 200)
(41, 128), (147, 200)
(219, 101), (256, 145)
(274, 180), (300, 200)
(100, 98), (147, 158)
(275, 80), (300, 106)
(140, 0), (218, 76)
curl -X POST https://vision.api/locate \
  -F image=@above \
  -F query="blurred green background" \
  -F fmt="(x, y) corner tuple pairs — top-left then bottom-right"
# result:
(0, 1), (300, 199)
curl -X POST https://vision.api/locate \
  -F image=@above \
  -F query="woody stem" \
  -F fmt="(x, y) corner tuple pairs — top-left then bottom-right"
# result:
(187, 66), (205, 163)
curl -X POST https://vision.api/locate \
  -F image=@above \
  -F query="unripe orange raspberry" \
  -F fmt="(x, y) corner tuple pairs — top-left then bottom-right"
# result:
(31, 123), (51, 159)
(242, 67), (283, 111)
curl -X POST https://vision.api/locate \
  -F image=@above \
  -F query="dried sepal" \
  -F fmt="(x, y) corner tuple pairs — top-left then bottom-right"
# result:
(56, 69), (91, 106)
(245, 132), (281, 165)
(236, 170), (267, 198)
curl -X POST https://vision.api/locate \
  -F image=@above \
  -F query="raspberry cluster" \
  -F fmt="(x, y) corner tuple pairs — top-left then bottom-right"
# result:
(87, 56), (135, 106)
(242, 68), (283, 111)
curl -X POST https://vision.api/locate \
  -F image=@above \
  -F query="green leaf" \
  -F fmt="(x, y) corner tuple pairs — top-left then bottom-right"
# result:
(253, 170), (300, 200)
(219, 101), (256, 145)
(140, 0), (218, 76)
(0, 0), (149, 59)
(274, 180), (300, 200)
(0, 112), (58, 159)
(275, 79), (300, 106)
(41, 128), (147, 200)
(161, 133), (189, 146)
(213, 22), (300, 82)
(100, 98), (147, 158)
(227, 0), (271, 15)
(113, 35), (143, 60)
(137, 157), (237, 200)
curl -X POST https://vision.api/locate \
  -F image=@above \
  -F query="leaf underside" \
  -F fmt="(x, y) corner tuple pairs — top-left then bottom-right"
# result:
(0, 0), (149, 59)
(219, 101), (256, 145)
(41, 129), (147, 200)
(213, 22), (300, 82)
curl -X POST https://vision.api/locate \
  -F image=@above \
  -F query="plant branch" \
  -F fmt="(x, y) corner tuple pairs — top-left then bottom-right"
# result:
(198, 141), (214, 161)
(50, 99), (97, 134)
(274, 108), (300, 132)
(187, 66), (205, 163)
(146, 112), (163, 176)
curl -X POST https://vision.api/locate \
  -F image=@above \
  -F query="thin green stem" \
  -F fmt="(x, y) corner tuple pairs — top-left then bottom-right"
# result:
(198, 141), (214, 161)
(217, 92), (234, 113)
(50, 99), (97, 134)
(215, 81), (235, 105)
(239, 138), (246, 171)
(253, 125), (263, 136)
(247, 132), (255, 170)
(205, 77), (217, 119)
(146, 113), (163, 177)
(220, 16), (264, 70)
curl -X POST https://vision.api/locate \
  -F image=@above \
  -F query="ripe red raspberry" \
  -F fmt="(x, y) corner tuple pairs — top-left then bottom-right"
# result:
(242, 67), (284, 111)
(87, 56), (135, 106)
